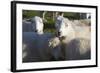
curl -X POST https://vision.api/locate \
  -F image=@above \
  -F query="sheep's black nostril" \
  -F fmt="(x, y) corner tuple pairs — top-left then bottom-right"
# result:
(35, 30), (38, 32)
(58, 31), (61, 36)
(59, 36), (66, 40)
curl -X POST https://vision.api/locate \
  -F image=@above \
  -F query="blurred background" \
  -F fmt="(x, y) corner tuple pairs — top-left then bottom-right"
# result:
(23, 10), (90, 33)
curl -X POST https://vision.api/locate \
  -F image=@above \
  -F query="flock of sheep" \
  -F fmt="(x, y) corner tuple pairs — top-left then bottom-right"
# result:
(22, 15), (91, 62)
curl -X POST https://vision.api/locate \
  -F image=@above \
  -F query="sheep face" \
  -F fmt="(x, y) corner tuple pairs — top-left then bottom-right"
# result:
(31, 16), (44, 34)
(55, 16), (74, 37)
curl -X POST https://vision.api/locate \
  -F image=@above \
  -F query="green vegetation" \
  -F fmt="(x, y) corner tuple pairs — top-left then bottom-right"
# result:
(23, 10), (40, 19)
(44, 22), (55, 33)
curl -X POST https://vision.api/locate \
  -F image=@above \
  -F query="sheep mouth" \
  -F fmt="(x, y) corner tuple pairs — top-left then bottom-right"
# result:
(58, 36), (66, 41)
(55, 32), (66, 41)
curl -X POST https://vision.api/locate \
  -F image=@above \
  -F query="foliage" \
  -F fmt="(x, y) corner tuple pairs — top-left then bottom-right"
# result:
(23, 10), (40, 19)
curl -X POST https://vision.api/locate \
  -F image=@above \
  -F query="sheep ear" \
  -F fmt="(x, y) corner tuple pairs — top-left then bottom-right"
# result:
(40, 18), (43, 23)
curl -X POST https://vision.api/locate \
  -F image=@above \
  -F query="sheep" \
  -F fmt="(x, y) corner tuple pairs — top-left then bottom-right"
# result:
(23, 16), (44, 34)
(49, 16), (91, 60)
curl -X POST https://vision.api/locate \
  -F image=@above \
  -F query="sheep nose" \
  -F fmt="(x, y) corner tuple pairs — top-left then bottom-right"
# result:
(58, 31), (61, 36)
(35, 30), (38, 32)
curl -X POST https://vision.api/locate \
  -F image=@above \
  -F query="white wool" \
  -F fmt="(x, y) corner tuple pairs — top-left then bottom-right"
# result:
(49, 37), (60, 48)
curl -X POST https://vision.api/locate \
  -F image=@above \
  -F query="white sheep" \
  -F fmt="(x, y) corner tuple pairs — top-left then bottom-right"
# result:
(49, 16), (91, 60)
(23, 16), (44, 34)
